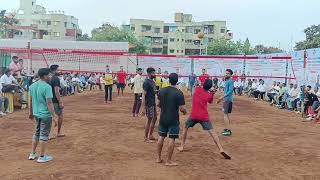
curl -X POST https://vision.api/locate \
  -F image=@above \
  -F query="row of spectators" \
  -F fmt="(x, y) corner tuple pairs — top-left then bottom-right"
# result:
(231, 78), (320, 122)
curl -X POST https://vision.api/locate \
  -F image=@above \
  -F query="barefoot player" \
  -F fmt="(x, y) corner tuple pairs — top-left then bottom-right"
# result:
(50, 65), (65, 138)
(157, 73), (186, 166)
(177, 79), (231, 159)
(142, 67), (157, 142)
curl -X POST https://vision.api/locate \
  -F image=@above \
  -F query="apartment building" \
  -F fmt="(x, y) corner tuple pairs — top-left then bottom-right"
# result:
(7, 0), (81, 40)
(123, 13), (233, 55)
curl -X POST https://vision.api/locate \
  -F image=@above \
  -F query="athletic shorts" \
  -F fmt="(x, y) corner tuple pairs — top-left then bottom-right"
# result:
(146, 106), (157, 120)
(185, 118), (213, 130)
(33, 117), (52, 141)
(117, 83), (126, 89)
(159, 123), (179, 139)
(53, 103), (63, 115)
(223, 101), (233, 114)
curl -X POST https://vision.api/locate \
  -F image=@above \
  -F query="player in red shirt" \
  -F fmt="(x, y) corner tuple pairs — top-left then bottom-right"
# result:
(177, 79), (231, 160)
(116, 66), (127, 96)
(198, 68), (209, 86)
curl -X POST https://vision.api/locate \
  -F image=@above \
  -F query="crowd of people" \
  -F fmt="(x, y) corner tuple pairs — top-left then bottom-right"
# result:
(3, 57), (319, 166)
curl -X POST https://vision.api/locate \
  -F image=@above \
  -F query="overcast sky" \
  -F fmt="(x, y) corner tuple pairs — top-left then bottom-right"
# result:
(1, 0), (319, 50)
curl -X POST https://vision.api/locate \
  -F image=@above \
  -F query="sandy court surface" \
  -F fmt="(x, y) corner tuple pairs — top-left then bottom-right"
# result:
(0, 90), (320, 180)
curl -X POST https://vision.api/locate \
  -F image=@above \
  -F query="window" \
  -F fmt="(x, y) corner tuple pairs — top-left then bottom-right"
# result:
(47, 21), (51, 25)
(181, 50), (184, 53)
(131, 27), (135, 31)
(186, 39), (192, 43)
(64, 22), (67, 28)
(163, 26), (169, 33)
(182, 29), (185, 32)
(32, 2), (34, 6)
(170, 38), (175, 42)
(32, 32), (37, 39)
(177, 50), (180, 53)
(163, 39), (168, 44)
(154, 28), (160, 33)
(182, 39), (184, 42)
(221, 29), (226, 33)
(141, 25), (152, 32)
(186, 27), (193, 33)
(194, 29), (201, 34)
(152, 48), (163, 53)
(177, 39), (179, 42)
(54, 32), (60, 37)
(170, 49), (175, 53)
(54, 21), (59, 26)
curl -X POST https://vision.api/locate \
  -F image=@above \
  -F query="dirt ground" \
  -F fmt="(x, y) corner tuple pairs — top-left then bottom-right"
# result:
(1, 90), (320, 180)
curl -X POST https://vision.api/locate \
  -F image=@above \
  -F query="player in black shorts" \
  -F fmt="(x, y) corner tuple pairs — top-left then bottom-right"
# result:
(157, 73), (187, 166)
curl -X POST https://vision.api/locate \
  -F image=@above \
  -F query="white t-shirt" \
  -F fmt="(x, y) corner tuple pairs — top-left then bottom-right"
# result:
(291, 88), (300, 98)
(72, 77), (81, 83)
(252, 82), (259, 89)
(257, 84), (267, 92)
(133, 74), (144, 94)
(0, 74), (15, 85)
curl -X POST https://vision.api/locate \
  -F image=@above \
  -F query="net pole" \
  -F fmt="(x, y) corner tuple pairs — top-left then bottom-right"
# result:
(301, 49), (307, 117)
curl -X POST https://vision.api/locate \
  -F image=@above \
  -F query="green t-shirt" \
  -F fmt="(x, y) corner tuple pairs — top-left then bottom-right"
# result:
(29, 80), (53, 118)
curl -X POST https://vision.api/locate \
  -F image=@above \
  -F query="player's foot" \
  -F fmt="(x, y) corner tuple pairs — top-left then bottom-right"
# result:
(156, 159), (163, 163)
(57, 134), (66, 138)
(28, 152), (38, 160)
(177, 146), (184, 152)
(220, 151), (231, 160)
(37, 155), (53, 163)
(149, 136), (156, 141)
(222, 129), (232, 136)
(133, 114), (136, 117)
(145, 139), (156, 143)
(165, 161), (178, 166)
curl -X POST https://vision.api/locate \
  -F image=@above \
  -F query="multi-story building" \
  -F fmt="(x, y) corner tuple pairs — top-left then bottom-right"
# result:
(7, 0), (81, 40)
(123, 13), (233, 55)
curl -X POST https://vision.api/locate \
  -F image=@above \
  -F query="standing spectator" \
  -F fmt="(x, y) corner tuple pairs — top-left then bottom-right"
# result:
(28, 68), (57, 163)
(161, 71), (170, 89)
(9, 56), (23, 76)
(132, 68), (144, 117)
(116, 66), (126, 96)
(188, 73), (196, 96)
(198, 69), (209, 86)
(1, 69), (27, 104)
(155, 68), (162, 91)
(104, 66), (114, 104)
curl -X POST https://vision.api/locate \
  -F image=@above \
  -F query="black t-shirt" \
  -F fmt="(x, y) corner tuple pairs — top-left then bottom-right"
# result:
(51, 75), (61, 103)
(306, 93), (319, 106)
(143, 78), (156, 107)
(158, 86), (185, 126)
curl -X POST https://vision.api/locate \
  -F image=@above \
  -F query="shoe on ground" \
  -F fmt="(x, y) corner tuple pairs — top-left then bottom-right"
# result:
(222, 129), (232, 136)
(304, 117), (314, 122)
(0, 112), (6, 116)
(37, 155), (53, 163)
(28, 152), (38, 160)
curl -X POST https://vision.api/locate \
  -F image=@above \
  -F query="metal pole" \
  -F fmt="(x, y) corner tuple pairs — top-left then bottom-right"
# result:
(301, 49), (307, 117)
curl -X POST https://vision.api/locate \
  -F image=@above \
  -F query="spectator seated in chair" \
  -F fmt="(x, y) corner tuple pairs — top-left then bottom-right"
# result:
(253, 80), (267, 101)
(0, 69), (27, 104)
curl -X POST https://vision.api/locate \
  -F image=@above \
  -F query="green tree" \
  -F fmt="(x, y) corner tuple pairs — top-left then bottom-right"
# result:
(207, 38), (240, 55)
(207, 38), (256, 55)
(76, 33), (91, 41)
(295, 24), (320, 50)
(254, 44), (283, 54)
(91, 23), (147, 53)
(0, 10), (19, 38)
